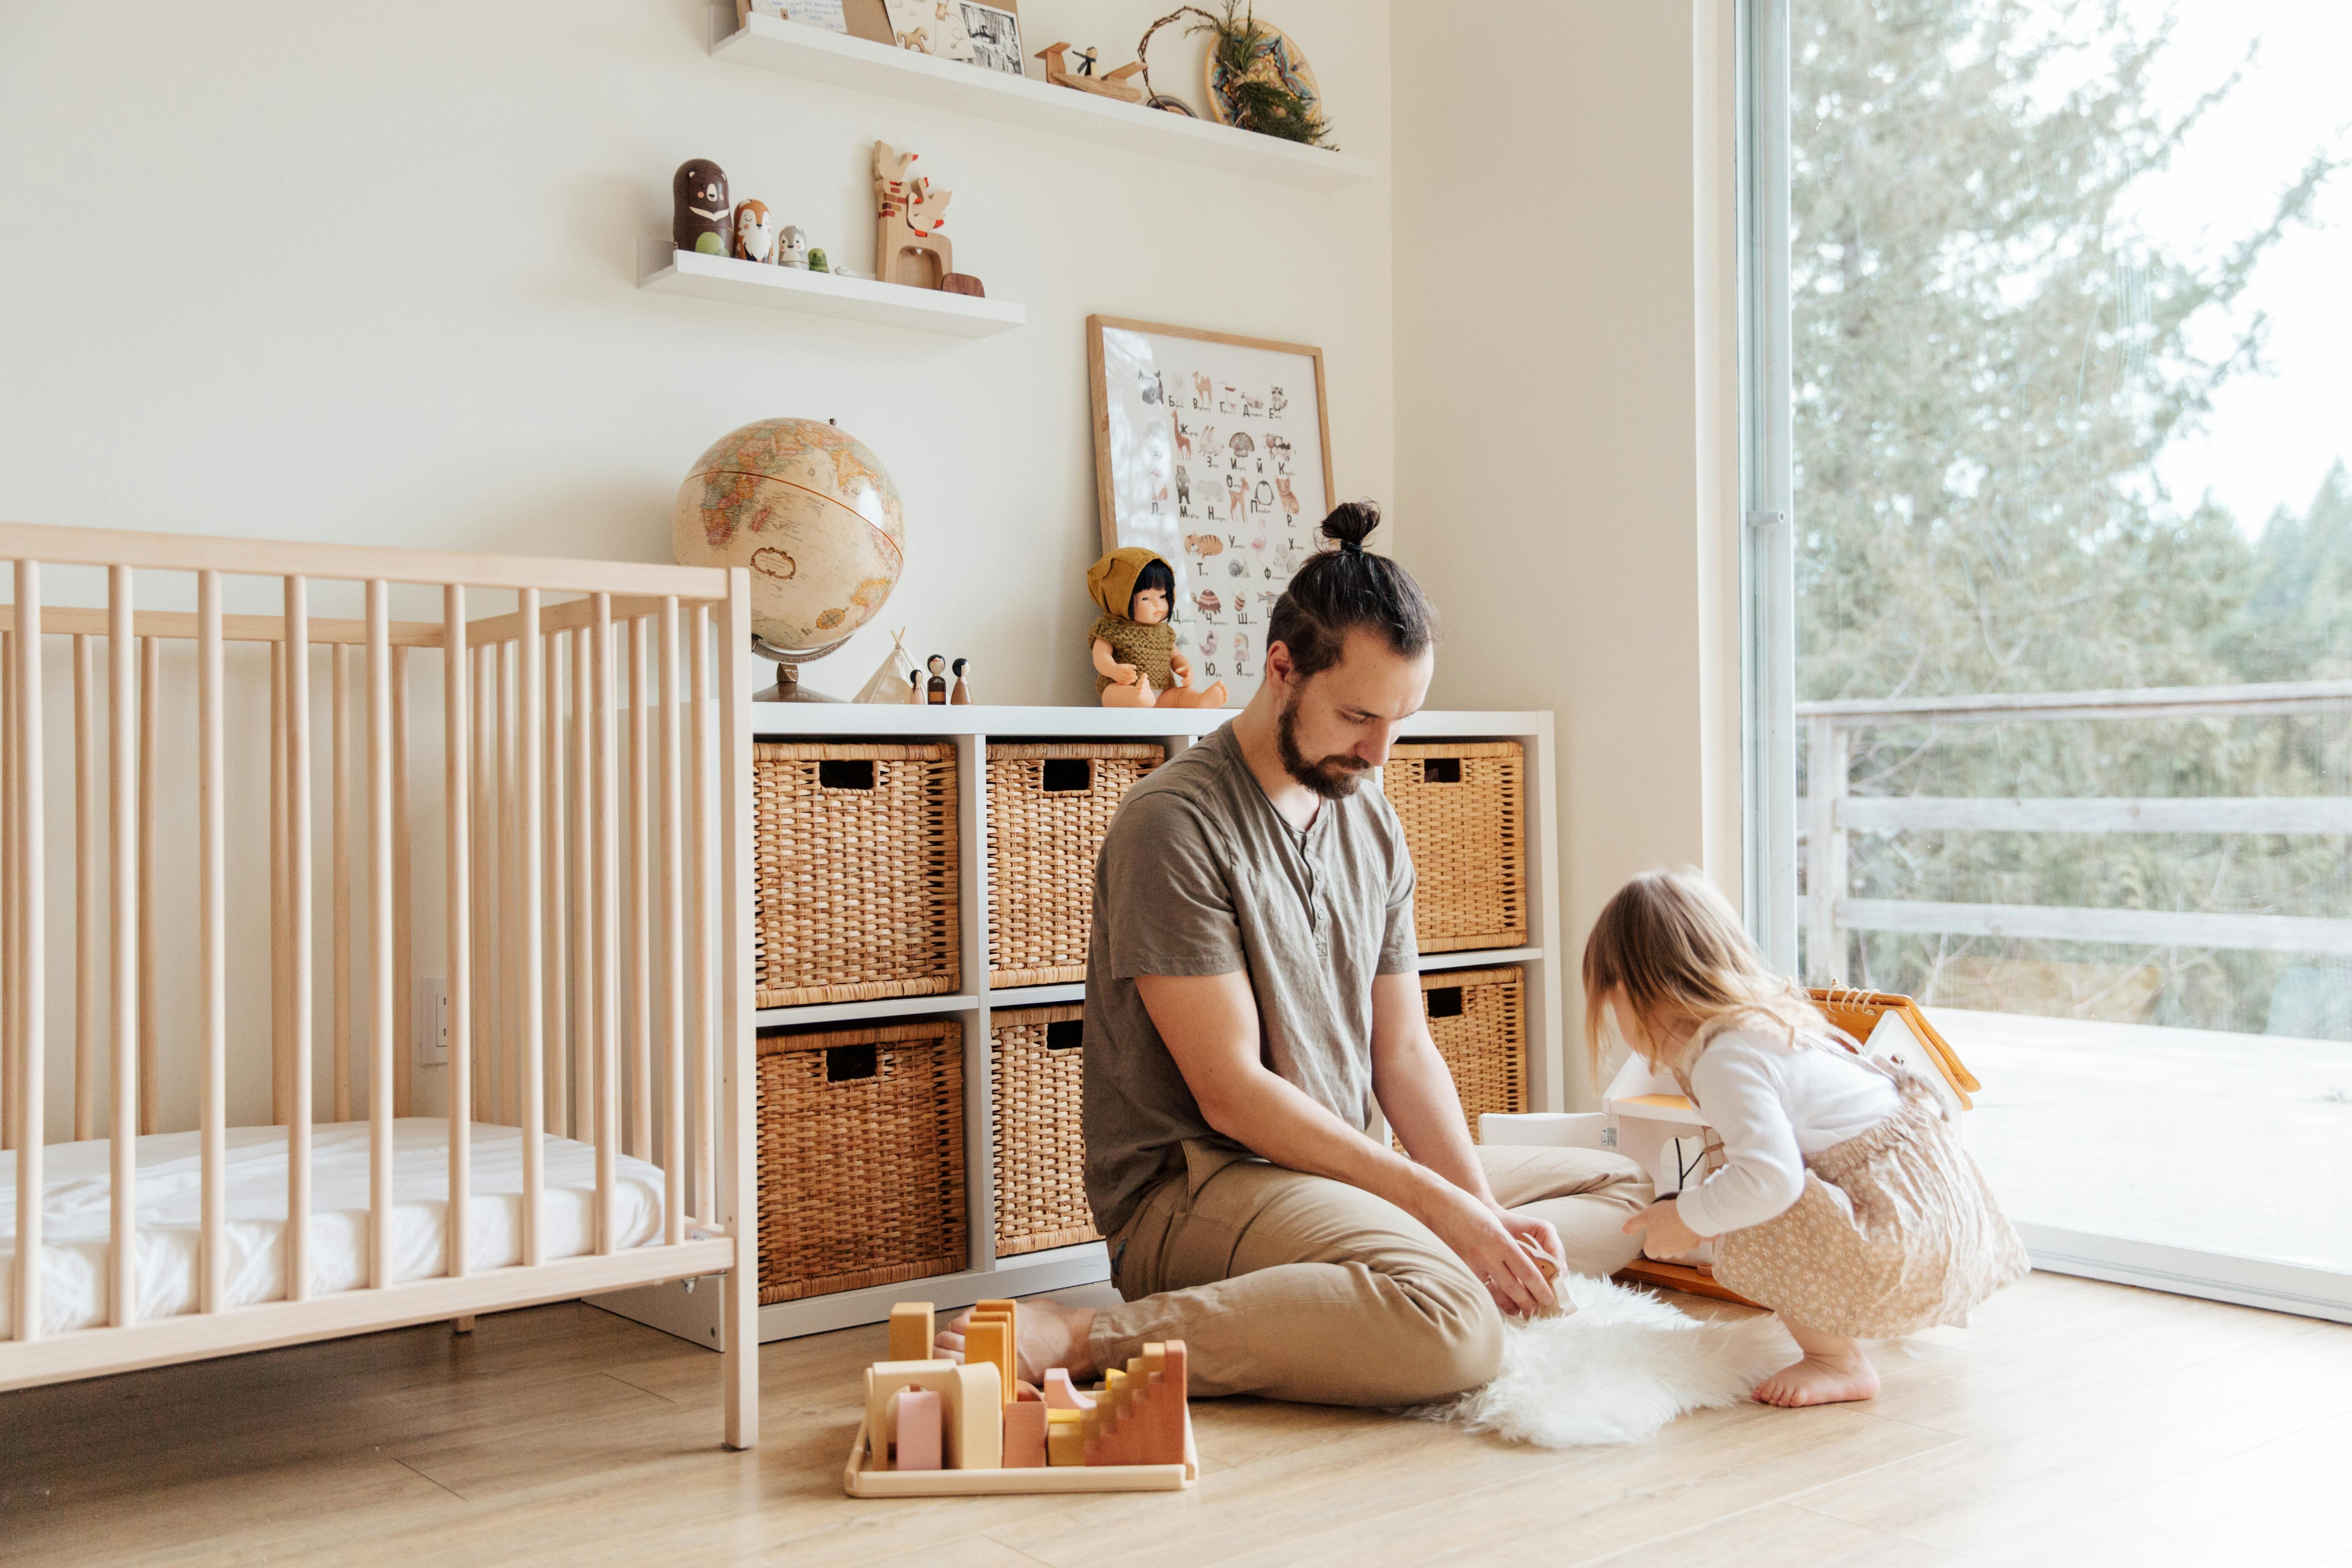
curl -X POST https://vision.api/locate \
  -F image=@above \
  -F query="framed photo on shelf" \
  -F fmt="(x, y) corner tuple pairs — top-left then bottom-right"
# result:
(960, 3), (1023, 74)
(878, 0), (1025, 74)
(1086, 315), (1335, 705)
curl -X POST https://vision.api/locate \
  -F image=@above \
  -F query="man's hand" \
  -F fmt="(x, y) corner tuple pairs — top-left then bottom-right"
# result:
(1418, 1180), (1558, 1318)
(1623, 1197), (1700, 1258)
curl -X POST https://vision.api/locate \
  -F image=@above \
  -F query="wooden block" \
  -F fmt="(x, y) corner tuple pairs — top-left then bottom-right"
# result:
(974, 1298), (1017, 1317)
(863, 1359), (1003, 1470)
(1084, 1340), (1187, 1468)
(965, 1319), (1017, 1407)
(1002, 1398), (1048, 1468)
(888, 1301), (936, 1363)
(1045, 1409), (1087, 1467)
(894, 1389), (942, 1471)
(1044, 1368), (1094, 1409)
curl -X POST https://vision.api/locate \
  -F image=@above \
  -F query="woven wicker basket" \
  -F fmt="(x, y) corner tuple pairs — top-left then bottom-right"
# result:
(986, 742), (1164, 988)
(1418, 966), (1526, 1144)
(989, 1003), (1100, 1257)
(1384, 741), (1527, 953)
(755, 1018), (968, 1304)
(753, 741), (960, 1007)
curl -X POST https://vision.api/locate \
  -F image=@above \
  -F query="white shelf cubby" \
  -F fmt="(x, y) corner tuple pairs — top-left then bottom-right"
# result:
(592, 704), (1560, 1347)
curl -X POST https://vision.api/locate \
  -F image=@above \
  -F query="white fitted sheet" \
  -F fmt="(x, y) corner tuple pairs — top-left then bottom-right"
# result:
(0, 1118), (669, 1338)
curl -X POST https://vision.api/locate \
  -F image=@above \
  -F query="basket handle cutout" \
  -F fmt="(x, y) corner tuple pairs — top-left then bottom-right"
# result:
(1044, 1019), (1084, 1052)
(1420, 757), (1463, 784)
(1040, 758), (1095, 793)
(825, 1042), (880, 1081)
(817, 759), (877, 791)
(1425, 986), (1465, 1018)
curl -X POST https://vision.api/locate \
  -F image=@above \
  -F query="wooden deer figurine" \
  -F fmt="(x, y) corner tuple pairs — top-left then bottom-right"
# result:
(872, 140), (954, 289)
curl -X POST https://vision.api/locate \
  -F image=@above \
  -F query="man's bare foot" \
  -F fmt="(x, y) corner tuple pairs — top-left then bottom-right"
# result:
(934, 1298), (1099, 1384)
(1752, 1349), (1880, 1407)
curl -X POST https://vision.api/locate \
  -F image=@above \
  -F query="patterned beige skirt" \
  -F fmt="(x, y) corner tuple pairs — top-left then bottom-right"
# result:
(1712, 1096), (2029, 1339)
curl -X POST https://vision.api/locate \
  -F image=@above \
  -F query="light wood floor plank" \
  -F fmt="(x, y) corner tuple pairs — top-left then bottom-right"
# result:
(1, 1275), (2340, 1568)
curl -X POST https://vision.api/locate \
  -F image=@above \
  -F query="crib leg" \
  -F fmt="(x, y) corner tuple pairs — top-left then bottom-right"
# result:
(453, 1315), (476, 1335)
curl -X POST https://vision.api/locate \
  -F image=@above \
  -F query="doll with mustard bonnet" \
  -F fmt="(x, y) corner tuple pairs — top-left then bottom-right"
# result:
(1085, 546), (1228, 709)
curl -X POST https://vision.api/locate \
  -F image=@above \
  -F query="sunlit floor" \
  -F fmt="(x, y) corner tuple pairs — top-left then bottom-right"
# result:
(1929, 1006), (2352, 1274)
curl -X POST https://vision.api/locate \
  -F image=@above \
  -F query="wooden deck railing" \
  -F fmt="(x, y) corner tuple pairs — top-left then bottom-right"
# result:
(1799, 679), (2352, 982)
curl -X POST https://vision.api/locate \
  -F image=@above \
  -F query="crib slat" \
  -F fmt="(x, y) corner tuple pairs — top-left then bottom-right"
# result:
(627, 614), (651, 1164)
(498, 639), (520, 1133)
(13, 562), (45, 1341)
(332, 642), (353, 1125)
(271, 641), (288, 1127)
(74, 634), (96, 1144)
(366, 582), (396, 1289)
(592, 595), (619, 1255)
(1, 627), (13, 1159)
(196, 571), (226, 1315)
(542, 627), (566, 1139)
(138, 636), (158, 1135)
(392, 645), (413, 1120)
(717, 569), (756, 1449)
(284, 580), (313, 1302)
(444, 586), (472, 1278)
(109, 569), (139, 1328)
(519, 592), (545, 1267)
(657, 598), (684, 1246)
(687, 602), (713, 1224)
(471, 644), (493, 1127)
(569, 623), (593, 1146)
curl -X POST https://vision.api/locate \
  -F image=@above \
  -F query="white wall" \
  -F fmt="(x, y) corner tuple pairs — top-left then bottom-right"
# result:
(0, 0), (1394, 704)
(0, 0), (1395, 1132)
(1392, 0), (1736, 1104)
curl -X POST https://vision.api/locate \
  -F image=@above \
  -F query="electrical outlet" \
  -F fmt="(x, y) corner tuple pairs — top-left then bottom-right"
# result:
(414, 977), (450, 1068)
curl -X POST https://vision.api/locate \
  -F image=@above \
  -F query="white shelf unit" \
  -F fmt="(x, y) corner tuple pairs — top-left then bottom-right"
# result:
(592, 703), (1560, 1348)
(635, 242), (1027, 336)
(708, 11), (1377, 194)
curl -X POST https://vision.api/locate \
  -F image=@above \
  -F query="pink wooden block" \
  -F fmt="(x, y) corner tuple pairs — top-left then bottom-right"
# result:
(1043, 1369), (1095, 1410)
(894, 1388), (942, 1471)
(1002, 1399), (1048, 1468)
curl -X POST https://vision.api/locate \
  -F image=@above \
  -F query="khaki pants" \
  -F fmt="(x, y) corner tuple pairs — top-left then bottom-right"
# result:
(1088, 1141), (1654, 1406)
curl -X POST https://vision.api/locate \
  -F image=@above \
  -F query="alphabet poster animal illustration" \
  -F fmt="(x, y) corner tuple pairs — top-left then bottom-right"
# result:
(1088, 316), (1335, 706)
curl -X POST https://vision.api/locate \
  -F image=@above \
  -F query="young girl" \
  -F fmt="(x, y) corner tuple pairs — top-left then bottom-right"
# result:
(1584, 870), (2027, 1406)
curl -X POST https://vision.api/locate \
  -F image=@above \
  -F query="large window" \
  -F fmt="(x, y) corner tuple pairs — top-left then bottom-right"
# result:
(1745, 0), (2352, 1317)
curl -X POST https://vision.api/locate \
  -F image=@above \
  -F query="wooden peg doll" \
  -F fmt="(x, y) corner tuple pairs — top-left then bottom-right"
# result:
(673, 160), (730, 255)
(926, 654), (949, 704)
(949, 657), (973, 705)
(1084, 548), (1228, 710)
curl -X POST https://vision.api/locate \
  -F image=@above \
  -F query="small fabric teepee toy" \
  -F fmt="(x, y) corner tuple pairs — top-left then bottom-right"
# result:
(853, 627), (918, 704)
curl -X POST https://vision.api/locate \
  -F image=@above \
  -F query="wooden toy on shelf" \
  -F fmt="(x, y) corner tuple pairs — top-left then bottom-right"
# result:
(808, 247), (830, 272)
(1035, 42), (1145, 102)
(950, 657), (973, 704)
(872, 140), (956, 289)
(732, 198), (775, 262)
(925, 653), (949, 703)
(672, 159), (730, 255)
(845, 1306), (1197, 1497)
(941, 273), (987, 297)
(776, 224), (811, 268)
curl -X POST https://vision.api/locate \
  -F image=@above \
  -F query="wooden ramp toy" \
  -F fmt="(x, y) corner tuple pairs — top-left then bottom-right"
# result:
(846, 1307), (1198, 1498)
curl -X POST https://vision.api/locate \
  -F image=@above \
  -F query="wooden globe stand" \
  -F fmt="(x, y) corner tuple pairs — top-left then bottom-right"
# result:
(754, 660), (845, 703)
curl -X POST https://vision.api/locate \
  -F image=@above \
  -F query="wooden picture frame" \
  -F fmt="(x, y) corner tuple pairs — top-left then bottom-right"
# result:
(1085, 315), (1335, 705)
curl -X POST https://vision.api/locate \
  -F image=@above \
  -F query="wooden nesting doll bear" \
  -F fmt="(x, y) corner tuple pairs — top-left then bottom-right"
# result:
(1086, 547), (1228, 709)
(673, 160), (730, 256)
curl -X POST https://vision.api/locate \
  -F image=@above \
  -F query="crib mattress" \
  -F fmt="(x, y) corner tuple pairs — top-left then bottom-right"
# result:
(0, 1118), (669, 1339)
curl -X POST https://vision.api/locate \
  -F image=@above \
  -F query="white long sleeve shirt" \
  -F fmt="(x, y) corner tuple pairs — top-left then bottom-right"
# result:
(1671, 1028), (1900, 1238)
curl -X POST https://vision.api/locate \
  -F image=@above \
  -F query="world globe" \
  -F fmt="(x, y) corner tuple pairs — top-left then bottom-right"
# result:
(671, 418), (905, 666)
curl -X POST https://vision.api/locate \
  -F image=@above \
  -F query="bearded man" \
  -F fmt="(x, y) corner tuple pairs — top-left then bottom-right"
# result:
(941, 503), (1651, 1404)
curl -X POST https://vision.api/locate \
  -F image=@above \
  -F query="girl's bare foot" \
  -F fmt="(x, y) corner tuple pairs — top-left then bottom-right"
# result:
(934, 1298), (1099, 1384)
(1752, 1349), (1880, 1407)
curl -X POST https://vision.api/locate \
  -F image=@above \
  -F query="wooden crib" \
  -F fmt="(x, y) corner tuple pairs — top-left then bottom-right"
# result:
(0, 522), (760, 1449)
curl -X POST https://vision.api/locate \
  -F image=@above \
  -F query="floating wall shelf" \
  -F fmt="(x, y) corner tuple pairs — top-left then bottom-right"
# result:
(636, 243), (1026, 337)
(710, 13), (1376, 194)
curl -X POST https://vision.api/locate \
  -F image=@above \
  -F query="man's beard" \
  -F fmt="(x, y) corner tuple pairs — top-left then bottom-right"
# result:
(1277, 691), (1372, 800)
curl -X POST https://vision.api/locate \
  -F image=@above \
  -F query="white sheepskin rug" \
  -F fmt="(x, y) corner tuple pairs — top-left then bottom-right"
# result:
(1414, 1273), (1798, 1448)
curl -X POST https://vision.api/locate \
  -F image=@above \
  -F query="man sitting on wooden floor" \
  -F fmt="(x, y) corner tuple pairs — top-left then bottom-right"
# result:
(941, 503), (1651, 1404)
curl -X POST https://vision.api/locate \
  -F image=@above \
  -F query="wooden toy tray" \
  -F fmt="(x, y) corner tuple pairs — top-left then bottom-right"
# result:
(841, 1408), (1199, 1497)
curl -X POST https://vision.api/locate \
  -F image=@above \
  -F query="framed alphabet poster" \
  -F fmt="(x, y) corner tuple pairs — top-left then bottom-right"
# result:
(1087, 316), (1335, 705)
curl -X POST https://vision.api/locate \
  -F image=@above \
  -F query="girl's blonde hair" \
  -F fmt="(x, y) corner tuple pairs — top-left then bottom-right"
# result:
(1580, 868), (1826, 1084)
